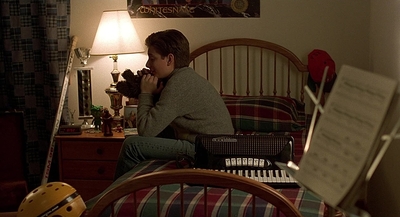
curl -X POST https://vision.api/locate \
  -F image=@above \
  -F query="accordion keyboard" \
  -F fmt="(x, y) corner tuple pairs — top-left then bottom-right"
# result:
(216, 169), (299, 188)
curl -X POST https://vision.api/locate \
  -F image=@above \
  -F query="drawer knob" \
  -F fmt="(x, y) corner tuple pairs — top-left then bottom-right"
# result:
(96, 148), (104, 155)
(97, 167), (105, 174)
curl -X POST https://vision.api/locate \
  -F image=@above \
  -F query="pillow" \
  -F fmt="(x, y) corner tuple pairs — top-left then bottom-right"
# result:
(222, 95), (305, 132)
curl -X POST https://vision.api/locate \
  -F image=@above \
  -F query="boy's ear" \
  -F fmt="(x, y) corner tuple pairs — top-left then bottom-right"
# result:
(167, 53), (174, 66)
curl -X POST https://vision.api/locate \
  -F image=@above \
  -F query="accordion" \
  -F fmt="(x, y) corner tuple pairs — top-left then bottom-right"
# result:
(194, 134), (294, 170)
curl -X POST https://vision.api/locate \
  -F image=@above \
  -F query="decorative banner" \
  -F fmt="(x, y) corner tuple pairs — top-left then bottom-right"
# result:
(127, 0), (260, 18)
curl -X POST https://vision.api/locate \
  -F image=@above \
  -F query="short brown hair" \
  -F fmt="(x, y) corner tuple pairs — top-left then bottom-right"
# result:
(145, 29), (190, 68)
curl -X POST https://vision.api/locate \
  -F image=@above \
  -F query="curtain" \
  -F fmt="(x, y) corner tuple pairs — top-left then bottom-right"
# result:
(0, 0), (70, 189)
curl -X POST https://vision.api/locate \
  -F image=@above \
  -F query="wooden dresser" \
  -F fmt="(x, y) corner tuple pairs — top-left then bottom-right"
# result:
(56, 131), (125, 200)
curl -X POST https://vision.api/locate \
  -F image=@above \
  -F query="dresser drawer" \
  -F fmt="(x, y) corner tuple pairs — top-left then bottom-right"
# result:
(60, 141), (122, 160)
(61, 160), (117, 180)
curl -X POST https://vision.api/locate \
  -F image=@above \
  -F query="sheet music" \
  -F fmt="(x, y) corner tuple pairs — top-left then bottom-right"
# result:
(295, 65), (398, 207)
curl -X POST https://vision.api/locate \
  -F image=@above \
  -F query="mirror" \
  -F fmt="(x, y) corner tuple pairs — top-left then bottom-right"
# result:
(74, 47), (94, 129)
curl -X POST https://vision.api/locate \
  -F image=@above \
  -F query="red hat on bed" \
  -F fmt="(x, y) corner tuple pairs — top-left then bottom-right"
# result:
(308, 49), (336, 83)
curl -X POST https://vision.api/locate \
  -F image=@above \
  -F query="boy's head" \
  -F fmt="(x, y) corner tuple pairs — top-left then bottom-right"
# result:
(145, 29), (190, 69)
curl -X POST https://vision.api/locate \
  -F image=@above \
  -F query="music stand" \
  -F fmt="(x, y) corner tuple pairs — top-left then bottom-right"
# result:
(277, 66), (399, 217)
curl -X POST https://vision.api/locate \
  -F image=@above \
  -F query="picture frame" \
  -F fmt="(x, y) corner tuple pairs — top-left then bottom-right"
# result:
(127, 0), (260, 18)
(124, 105), (137, 129)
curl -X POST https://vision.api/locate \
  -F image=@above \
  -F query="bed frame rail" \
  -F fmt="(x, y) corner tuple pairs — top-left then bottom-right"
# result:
(190, 38), (308, 102)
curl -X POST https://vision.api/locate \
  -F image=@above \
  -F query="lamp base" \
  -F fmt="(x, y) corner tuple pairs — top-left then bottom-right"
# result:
(105, 86), (123, 128)
(112, 116), (124, 129)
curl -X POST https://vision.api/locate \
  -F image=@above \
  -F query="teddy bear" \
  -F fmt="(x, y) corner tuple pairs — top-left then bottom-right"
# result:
(116, 69), (150, 99)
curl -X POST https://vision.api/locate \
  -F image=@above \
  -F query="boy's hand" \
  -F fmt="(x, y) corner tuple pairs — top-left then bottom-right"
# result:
(141, 74), (163, 95)
(137, 68), (151, 77)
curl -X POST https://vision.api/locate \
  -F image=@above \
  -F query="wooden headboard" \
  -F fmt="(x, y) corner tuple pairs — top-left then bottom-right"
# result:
(189, 38), (309, 103)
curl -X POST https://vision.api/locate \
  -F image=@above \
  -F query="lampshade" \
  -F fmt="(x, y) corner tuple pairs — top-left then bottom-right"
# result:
(91, 10), (144, 56)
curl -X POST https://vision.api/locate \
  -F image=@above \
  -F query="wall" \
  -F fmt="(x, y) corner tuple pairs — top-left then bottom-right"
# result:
(69, 0), (370, 123)
(367, 0), (400, 216)
(370, 0), (400, 80)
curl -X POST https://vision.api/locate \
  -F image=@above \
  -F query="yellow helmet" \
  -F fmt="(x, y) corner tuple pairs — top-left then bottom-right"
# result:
(17, 182), (86, 217)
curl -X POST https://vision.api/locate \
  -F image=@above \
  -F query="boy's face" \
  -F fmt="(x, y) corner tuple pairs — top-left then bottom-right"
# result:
(145, 46), (174, 79)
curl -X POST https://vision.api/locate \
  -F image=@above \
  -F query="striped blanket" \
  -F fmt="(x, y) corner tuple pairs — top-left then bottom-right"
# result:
(85, 160), (325, 217)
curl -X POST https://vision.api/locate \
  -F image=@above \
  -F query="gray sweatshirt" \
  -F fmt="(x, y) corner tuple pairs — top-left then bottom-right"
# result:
(137, 67), (234, 142)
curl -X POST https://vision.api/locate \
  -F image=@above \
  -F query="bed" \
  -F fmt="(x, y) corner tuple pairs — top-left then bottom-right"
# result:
(84, 38), (328, 217)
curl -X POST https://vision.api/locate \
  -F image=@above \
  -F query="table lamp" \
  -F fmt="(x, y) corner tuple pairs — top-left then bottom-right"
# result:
(90, 10), (144, 125)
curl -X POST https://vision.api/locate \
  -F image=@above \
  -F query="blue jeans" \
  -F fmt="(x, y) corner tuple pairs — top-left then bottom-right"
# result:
(114, 136), (195, 179)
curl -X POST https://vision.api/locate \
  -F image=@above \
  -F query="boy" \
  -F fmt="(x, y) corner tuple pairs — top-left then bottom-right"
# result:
(114, 29), (234, 179)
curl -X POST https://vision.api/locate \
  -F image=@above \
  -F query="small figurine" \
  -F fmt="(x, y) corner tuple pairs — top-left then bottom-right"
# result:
(116, 124), (123, 133)
(102, 108), (113, 136)
(91, 105), (103, 132)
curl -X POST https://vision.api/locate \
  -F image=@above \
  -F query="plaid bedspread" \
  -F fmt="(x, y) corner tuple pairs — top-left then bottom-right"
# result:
(236, 112), (311, 164)
(85, 160), (325, 217)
